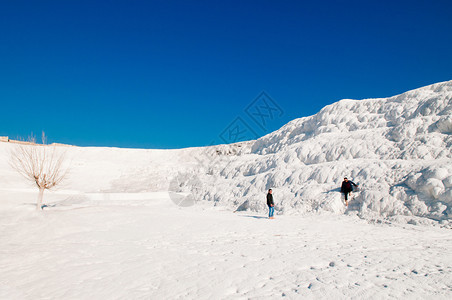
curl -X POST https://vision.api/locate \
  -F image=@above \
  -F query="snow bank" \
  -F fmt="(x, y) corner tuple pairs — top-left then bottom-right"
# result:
(0, 80), (450, 226)
(193, 80), (452, 226)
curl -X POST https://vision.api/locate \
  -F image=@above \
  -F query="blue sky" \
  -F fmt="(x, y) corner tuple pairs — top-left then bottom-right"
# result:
(1, 0), (451, 148)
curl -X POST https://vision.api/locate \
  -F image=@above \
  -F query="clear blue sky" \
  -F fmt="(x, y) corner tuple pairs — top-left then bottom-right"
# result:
(1, 0), (451, 148)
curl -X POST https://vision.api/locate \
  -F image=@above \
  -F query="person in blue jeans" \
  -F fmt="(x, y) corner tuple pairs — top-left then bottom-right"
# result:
(267, 189), (275, 219)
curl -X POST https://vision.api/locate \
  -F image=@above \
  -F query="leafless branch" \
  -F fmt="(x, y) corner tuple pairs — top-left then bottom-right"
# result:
(9, 133), (69, 210)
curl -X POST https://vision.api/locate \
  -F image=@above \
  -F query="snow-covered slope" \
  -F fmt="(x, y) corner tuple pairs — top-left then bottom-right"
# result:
(1, 81), (451, 299)
(193, 80), (452, 225)
(0, 80), (451, 226)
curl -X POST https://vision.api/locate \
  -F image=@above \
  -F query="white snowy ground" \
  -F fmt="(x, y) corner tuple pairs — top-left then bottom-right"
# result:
(1, 80), (451, 298)
(0, 194), (451, 299)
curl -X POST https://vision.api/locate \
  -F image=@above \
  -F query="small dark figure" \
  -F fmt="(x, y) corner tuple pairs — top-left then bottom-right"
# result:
(267, 189), (275, 219)
(341, 177), (358, 207)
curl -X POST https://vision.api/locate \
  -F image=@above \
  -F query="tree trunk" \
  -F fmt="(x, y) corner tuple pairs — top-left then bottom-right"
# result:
(36, 187), (45, 210)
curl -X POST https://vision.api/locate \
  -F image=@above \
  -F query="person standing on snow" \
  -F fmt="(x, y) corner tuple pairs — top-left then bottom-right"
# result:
(341, 177), (358, 207)
(267, 189), (275, 219)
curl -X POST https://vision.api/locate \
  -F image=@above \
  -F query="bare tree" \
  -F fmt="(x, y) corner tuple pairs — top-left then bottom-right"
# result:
(10, 133), (69, 210)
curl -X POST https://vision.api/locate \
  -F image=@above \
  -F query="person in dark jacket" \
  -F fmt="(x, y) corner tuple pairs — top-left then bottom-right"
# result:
(267, 189), (275, 219)
(341, 177), (357, 207)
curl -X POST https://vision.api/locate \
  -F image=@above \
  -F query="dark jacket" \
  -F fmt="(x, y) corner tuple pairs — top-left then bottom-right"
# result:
(267, 193), (274, 206)
(341, 180), (357, 193)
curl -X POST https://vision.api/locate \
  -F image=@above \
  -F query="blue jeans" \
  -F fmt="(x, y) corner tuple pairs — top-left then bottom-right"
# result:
(268, 206), (274, 217)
